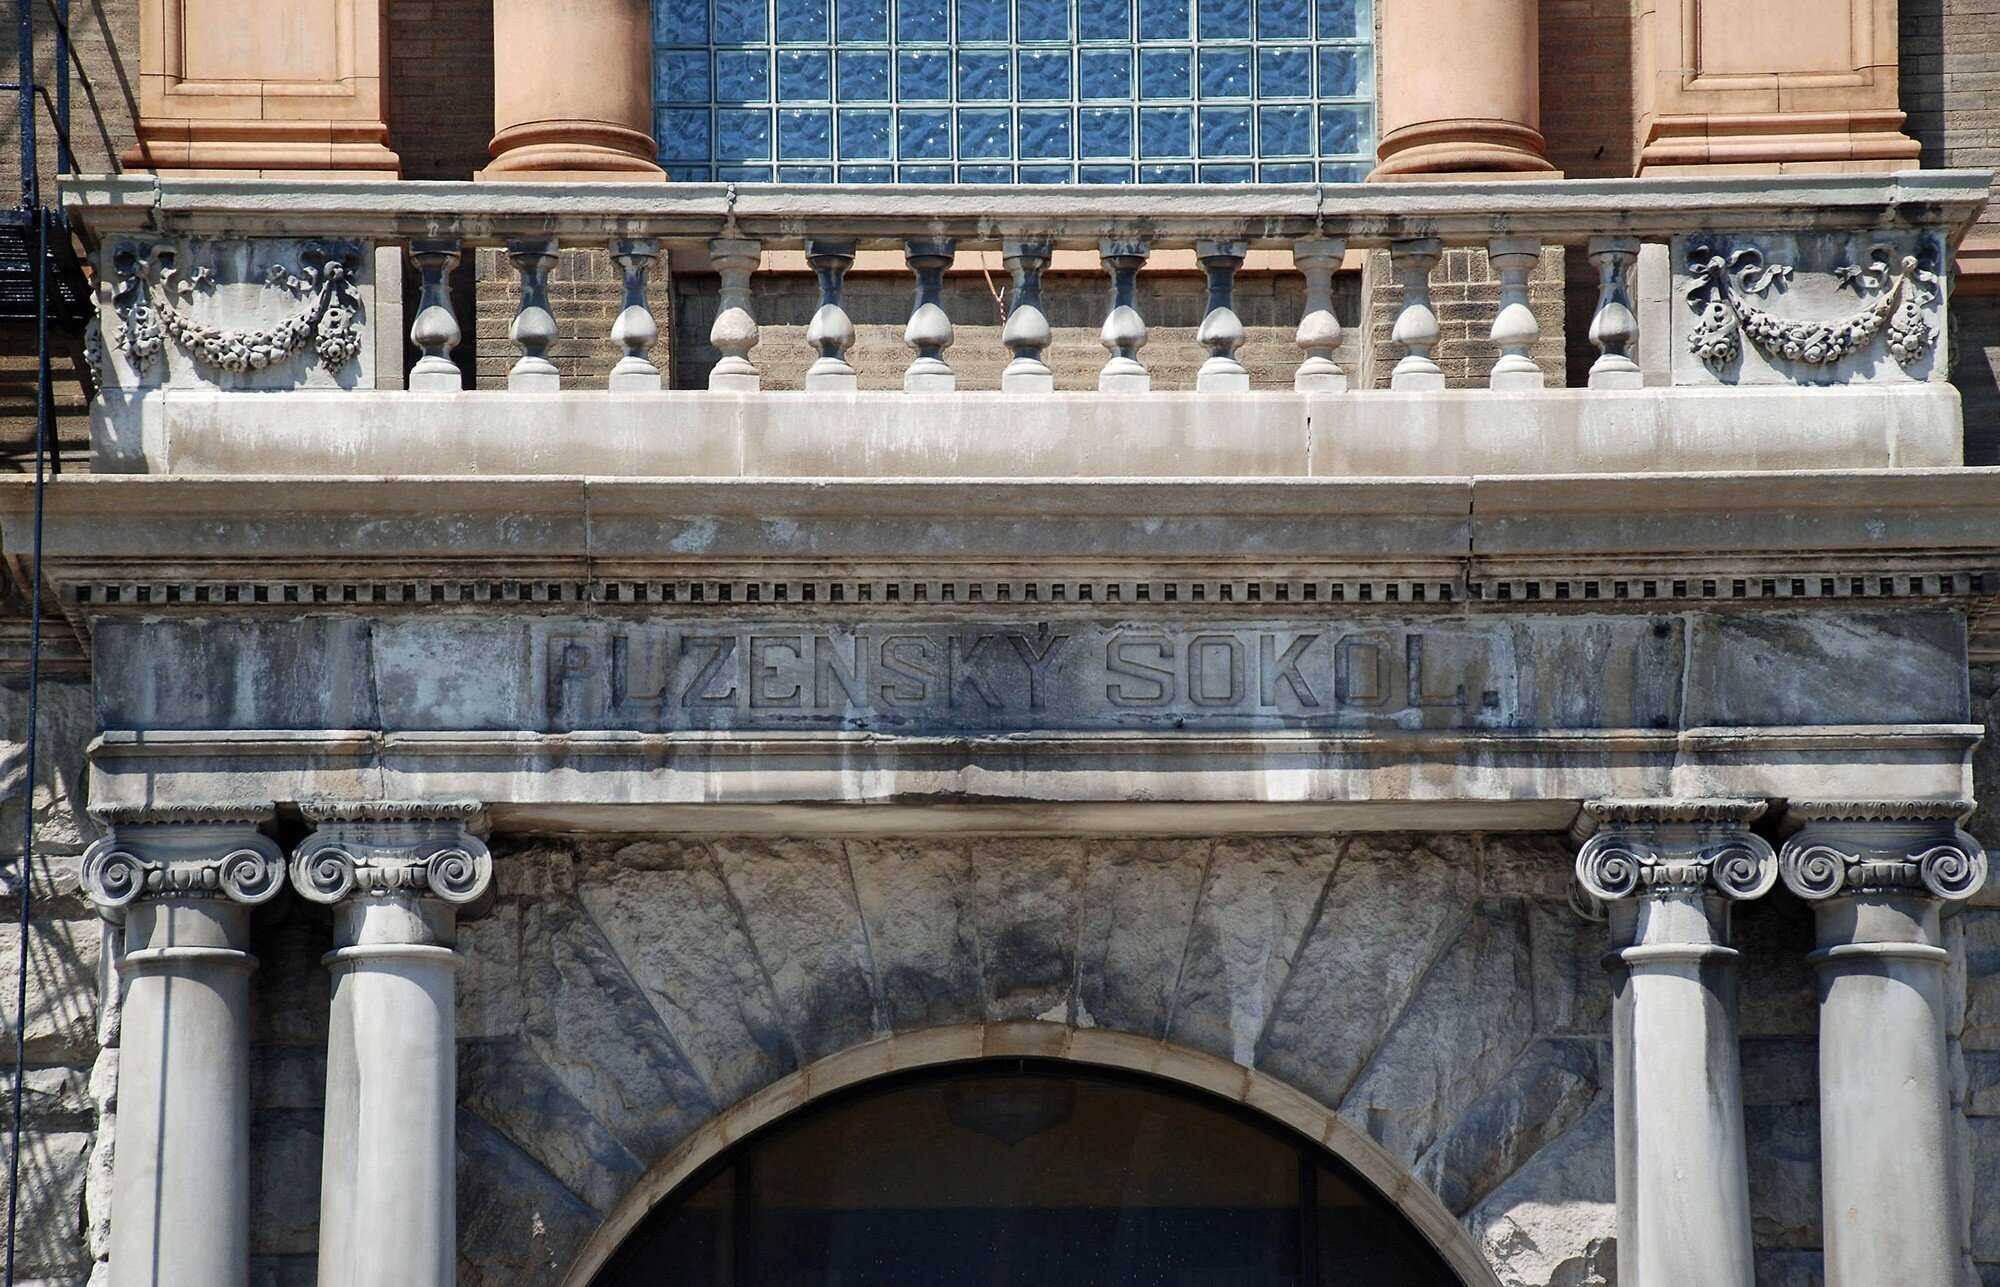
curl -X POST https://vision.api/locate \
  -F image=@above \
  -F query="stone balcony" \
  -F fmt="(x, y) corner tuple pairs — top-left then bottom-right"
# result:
(65, 170), (1991, 477)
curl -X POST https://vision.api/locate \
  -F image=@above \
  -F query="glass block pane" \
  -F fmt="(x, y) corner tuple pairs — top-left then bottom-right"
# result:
(777, 50), (831, 101)
(958, 50), (1011, 99)
(1199, 105), (1251, 156)
(717, 108), (772, 159)
(1018, 50), (1071, 99)
(1079, 107), (1134, 157)
(658, 109), (713, 161)
(901, 164), (954, 181)
(836, 51), (891, 99)
(1080, 0), (1131, 41)
(1197, 0), (1249, 39)
(1019, 108), (1073, 158)
(1140, 162), (1194, 181)
(1316, 103), (1365, 156)
(898, 50), (951, 99)
(656, 0), (708, 44)
(1078, 49), (1131, 98)
(1259, 161), (1311, 180)
(713, 0), (766, 42)
(899, 108), (953, 158)
(1255, 0), (1307, 38)
(780, 165), (836, 180)
(1138, 0), (1189, 39)
(719, 163), (774, 180)
(1319, 160), (1366, 182)
(776, 0), (830, 40)
(1199, 162), (1254, 182)
(1257, 104), (1309, 155)
(663, 164), (710, 180)
(1315, 0), (1358, 38)
(1257, 45), (1309, 97)
(1139, 105), (1191, 157)
(1139, 48), (1190, 97)
(1018, 0), (1070, 41)
(658, 51), (712, 104)
(957, 0), (1010, 40)
(840, 164), (894, 181)
(837, 0), (889, 40)
(1080, 163), (1135, 182)
(780, 108), (835, 158)
(957, 108), (1013, 157)
(1019, 165), (1074, 182)
(1316, 45), (1359, 96)
(839, 108), (893, 157)
(897, 0), (949, 42)
(716, 50), (769, 101)
(961, 163), (1015, 181)
(1197, 46), (1249, 98)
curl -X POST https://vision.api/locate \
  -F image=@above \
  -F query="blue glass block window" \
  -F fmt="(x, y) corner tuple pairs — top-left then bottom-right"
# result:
(655, 0), (1372, 181)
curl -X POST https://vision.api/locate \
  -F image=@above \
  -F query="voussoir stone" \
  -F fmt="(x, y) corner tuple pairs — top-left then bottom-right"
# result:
(1074, 838), (1210, 1035)
(458, 1038), (647, 1214)
(844, 837), (984, 1031)
(1415, 1038), (1604, 1216)
(456, 1111), (602, 1287)
(1466, 1097), (1616, 1287)
(973, 838), (1085, 1022)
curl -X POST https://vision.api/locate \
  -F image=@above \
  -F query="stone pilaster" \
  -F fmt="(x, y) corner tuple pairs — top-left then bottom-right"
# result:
(1778, 801), (1989, 1287)
(1575, 798), (1773, 1287)
(79, 804), (286, 1287)
(294, 801), (492, 1287)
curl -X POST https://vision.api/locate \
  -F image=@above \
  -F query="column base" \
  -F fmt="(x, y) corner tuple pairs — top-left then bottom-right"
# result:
(479, 123), (665, 182)
(1637, 111), (1920, 175)
(1370, 120), (1560, 181)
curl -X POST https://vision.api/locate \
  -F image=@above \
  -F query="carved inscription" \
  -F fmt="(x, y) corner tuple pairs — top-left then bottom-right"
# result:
(540, 622), (1516, 733)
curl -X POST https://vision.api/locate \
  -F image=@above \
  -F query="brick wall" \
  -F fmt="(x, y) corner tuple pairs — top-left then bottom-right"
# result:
(1902, 0), (2000, 464)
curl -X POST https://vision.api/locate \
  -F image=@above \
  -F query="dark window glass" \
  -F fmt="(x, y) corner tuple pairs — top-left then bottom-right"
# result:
(592, 1063), (1464, 1287)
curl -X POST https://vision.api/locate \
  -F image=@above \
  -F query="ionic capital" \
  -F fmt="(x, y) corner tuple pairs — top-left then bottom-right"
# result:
(79, 803), (286, 920)
(1575, 798), (1777, 904)
(293, 800), (492, 908)
(1777, 800), (1987, 903)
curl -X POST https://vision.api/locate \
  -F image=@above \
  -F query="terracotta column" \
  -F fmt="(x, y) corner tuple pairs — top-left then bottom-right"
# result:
(1373, 0), (1557, 180)
(481, 0), (664, 180)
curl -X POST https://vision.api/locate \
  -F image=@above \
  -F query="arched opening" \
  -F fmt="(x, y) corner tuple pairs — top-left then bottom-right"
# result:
(589, 1058), (1468, 1286)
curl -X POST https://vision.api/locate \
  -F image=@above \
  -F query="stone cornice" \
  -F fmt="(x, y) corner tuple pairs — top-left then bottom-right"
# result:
(89, 801), (277, 827)
(301, 799), (485, 825)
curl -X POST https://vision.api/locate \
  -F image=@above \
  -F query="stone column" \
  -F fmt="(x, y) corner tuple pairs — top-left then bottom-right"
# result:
(1574, 798), (1774, 1287)
(78, 805), (287, 1287)
(1778, 801), (1988, 1287)
(481, 0), (664, 179)
(294, 802), (493, 1287)
(1373, 0), (1557, 179)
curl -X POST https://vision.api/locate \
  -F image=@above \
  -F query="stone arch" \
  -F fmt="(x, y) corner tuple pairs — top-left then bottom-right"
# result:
(557, 1021), (1505, 1287)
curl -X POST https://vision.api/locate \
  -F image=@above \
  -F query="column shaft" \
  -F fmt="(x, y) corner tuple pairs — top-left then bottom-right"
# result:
(297, 803), (492, 1287)
(1779, 805), (1985, 1287)
(483, 0), (664, 179)
(1374, 0), (1556, 179)
(81, 808), (285, 1287)
(1577, 798), (1772, 1287)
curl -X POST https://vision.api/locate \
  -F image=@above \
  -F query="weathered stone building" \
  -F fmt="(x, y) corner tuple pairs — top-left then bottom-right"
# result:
(4, 3), (2000, 1287)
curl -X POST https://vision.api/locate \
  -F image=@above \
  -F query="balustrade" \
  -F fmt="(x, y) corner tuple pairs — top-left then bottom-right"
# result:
(65, 172), (1988, 403)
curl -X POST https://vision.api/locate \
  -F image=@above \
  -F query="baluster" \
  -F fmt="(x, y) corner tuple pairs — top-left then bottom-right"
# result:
(1097, 238), (1150, 392)
(1487, 236), (1543, 390)
(505, 236), (560, 391)
(1389, 237), (1444, 391)
(1000, 239), (1054, 393)
(708, 237), (762, 392)
(1195, 238), (1249, 393)
(804, 239), (858, 392)
(1587, 236), (1643, 389)
(902, 239), (956, 392)
(607, 238), (661, 391)
(407, 239), (462, 392)
(1291, 237), (1348, 392)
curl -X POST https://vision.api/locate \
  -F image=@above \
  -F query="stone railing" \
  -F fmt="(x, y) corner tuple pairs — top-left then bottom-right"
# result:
(63, 171), (1991, 477)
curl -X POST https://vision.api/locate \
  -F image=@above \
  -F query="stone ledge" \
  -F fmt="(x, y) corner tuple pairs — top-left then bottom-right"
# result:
(91, 386), (1965, 478)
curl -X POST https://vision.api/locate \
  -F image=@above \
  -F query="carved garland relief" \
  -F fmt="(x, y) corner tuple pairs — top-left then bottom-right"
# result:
(1685, 242), (1938, 371)
(110, 243), (364, 376)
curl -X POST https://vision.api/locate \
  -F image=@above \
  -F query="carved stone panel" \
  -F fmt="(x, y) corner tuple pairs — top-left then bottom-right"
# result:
(95, 237), (375, 393)
(1669, 230), (1945, 387)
